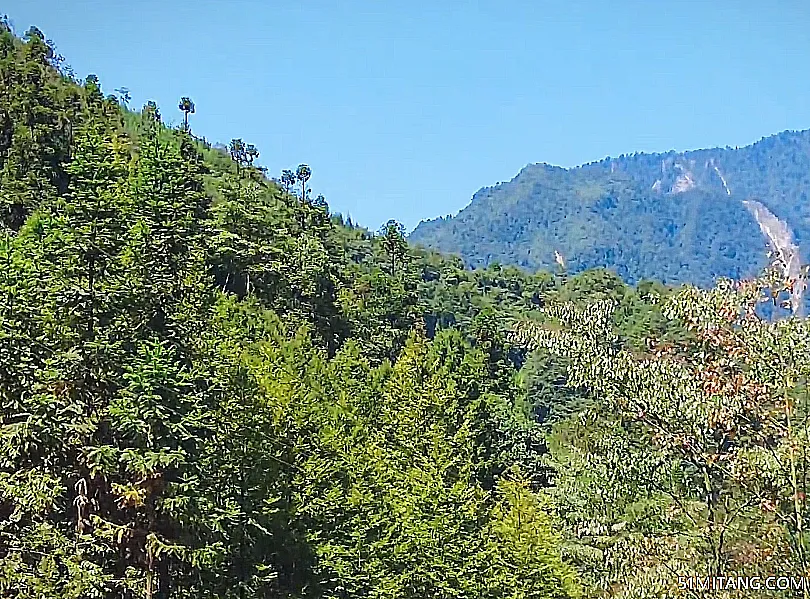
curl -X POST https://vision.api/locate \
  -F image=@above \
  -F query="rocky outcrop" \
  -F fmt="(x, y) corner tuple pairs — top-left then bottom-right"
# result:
(743, 199), (806, 314)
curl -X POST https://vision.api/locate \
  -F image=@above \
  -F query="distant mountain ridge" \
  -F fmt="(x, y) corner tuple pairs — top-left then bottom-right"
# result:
(410, 129), (810, 287)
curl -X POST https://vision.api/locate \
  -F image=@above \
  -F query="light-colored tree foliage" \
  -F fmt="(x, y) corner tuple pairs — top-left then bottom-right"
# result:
(513, 265), (810, 597)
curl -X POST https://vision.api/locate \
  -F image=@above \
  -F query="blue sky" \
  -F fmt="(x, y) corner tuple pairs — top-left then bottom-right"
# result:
(5, 1), (810, 231)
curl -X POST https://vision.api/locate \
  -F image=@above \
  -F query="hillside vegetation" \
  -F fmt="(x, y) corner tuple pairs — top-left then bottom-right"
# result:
(411, 129), (810, 287)
(2, 19), (810, 599)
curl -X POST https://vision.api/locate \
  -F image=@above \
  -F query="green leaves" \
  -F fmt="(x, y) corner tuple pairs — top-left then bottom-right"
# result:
(0, 24), (581, 597)
(379, 219), (408, 277)
(178, 96), (195, 131)
(0, 27), (78, 230)
(512, 267), (810, 596)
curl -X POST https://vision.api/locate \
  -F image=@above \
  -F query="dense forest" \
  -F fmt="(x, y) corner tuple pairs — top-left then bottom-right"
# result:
(411, 127), (810, 288)
(1, 19), (810, 599)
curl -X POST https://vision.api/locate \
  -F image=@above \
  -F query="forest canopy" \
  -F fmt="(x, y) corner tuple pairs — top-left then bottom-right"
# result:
(1, 19), (809, 599)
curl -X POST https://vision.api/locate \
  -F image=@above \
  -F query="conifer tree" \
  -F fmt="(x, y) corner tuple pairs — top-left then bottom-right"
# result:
(0, 24), (584, 598)
(296, 163), (311, 203)
(380, 219), (407, 277)
(280, 168), (295, 194)
(0, 27), (76, 230)
(178, 96), (195, 131)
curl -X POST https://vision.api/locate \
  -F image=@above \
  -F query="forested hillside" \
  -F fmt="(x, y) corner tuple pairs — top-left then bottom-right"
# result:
(411, 129), (810, 287)
(2, 18), (810, 599)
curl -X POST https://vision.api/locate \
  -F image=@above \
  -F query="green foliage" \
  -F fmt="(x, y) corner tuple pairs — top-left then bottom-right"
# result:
(411, 132), (810, 287)
(0, 24), (584, 598)
(178, 96), (195, 131)
(244, 329), (578, 598)
(11, 19), (804, 599)
(296, 163), (312, 202)
(513, 269), (810, 597)
(0, 24), (78, 230)
(379, 219), (407, 276)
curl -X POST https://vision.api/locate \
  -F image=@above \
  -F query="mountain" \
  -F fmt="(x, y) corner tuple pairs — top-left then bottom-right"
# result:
(6, 16), (810, 599)
(410, 130), (810, 287)
(0, 21), (657, 597)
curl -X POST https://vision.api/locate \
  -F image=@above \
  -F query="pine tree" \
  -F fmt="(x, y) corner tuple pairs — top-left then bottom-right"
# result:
(0, 27), (77, 230)
(178, 96), (195, 132)
(380, 219), (407, 277)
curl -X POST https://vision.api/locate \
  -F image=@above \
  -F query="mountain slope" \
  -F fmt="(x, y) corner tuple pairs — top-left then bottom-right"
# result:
(410, 130), (810, 286)
(2, 22), (673, 597)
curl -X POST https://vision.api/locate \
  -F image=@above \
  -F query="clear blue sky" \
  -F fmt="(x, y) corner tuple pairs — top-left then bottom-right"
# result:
(5, 1), (810, 231)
